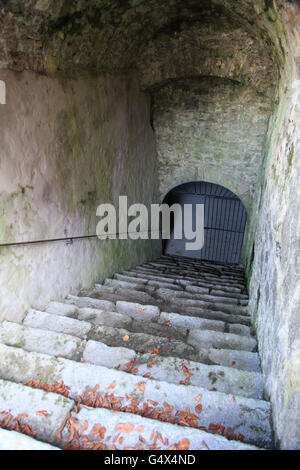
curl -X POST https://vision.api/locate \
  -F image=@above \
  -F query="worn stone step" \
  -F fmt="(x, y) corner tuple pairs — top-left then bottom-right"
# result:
(66, 295), (115, 311)
(64, 405), (260, 450)
(203, 348), (261, 372)
(0, 377), (74, 447)
(163, 304), (251, 326)
(154, 287), (248, 308)
(113, 276), (188, 293)
(24, 309), (92, 340)
(0, 428), (60, 450)
(185, 286), (248, 305)
(83, 334), (261, 374)
(95, 286), (157, 305)
(89, 288), (250, 326)
(82, 340), (262, 397)
(89, 288), (251, 326)
(123, 269), (246, 294)
(157, 294), (247, 316)
(0, 344), (272, 447)
(188, 329), (257, 352)
(88, 324), (197, 360)
(0, 321), (85, 361)
(0, 320), (258, 380)
(134, 267), (246, 288)
(125, 269), (247, 294)
(159, 312), (252, 337)
(51, 300), (188, 342)
(22, 309), (192, 359)
(123, 354), (263, 399)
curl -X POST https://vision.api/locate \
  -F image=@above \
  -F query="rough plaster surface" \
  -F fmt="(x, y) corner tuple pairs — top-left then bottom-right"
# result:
(247, 1), (300, 450)
(0, 70), (160, 323)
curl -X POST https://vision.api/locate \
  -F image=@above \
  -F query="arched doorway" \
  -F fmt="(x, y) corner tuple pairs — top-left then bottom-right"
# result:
(163, 181), (247, 264)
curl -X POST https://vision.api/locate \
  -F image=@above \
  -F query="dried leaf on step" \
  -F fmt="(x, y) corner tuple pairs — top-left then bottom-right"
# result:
(176, 438), (190, 450)
(194, 394), (202, 403)
(115, 423), (134, 433)
(137, 383), (145, 393)
(36, 411), (48, 416)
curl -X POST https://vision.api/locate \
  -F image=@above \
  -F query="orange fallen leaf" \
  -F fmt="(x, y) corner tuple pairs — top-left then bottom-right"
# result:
(122, 335), (130, 342)
(232, 396), (237, 404)
(202, 440), (210, 450)
(107, 384), (116, 390)
(135, 425), (144, 433)
(81, 420), (88, 432)
(195, 404), (202, 414)
(176, 438), (190, 450)
(91, 424), (103, 435)
(137, 383), (145, 393)
(180, 380), (189, 385)
(74, 403), (80, 413)
(36, 410), (48, 417)
(138, 308), (143, 312)
(147, 400), (158, 406)
(115, 423), (134, 433)
(194, 394), (202, 403)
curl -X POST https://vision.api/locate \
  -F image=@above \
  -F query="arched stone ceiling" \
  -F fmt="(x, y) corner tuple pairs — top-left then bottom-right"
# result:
(0, 0), (291, 98)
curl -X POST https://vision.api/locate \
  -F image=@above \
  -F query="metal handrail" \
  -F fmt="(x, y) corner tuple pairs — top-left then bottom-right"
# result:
(0, 230), (160, 248)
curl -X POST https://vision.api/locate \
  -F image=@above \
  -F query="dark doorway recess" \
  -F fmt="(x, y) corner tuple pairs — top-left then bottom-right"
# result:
(163, 181), (247, 264)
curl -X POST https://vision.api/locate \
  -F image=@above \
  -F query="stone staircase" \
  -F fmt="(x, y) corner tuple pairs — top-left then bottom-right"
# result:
(0, 255), (273, 450)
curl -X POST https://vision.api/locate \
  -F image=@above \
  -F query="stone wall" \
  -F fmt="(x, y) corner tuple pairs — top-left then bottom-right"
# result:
(153, 77), (273, 262)
(247, 1), (300, 449)
(0, 70), (160, 323)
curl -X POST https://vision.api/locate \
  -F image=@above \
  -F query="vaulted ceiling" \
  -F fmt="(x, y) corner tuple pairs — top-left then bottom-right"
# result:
(0, 0), (291, 99)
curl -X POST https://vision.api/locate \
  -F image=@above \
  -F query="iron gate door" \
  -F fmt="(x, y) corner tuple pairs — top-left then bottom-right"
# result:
(163, 181), (247, 264)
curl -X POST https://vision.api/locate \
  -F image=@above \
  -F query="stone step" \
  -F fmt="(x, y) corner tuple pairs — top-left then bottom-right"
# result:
(120, 353), (264, 399)
(62, 405), (260, 450)
(120, 292), (250, 326)
(66, 295), (115, 311)
(0, 429), (60, 450)
(0, 377), (74, 447)
(88, 288), (251, 325)
(24, 309), (92, 340)
(122, 270), (246, 294)
(134, 267), (246, 288)
(22, 309), (198, 360)
(107, 278), (247, 306)
(154, 294), (247, 316)
(0, 344), (272, 447)
(162, 304), (251, 326)
(0, 320), (85, 361)
(0, 371), (258, 450)
(146, 261), (246, 281)
(47, 300), (189, 342)
(127, 268), (247, 292)
(154, 288), (248, 310)
(88, 324), (197, 360)
(187, 329), (257, 352)
(159, 312), (252, 337)
(0, 320), (260, 380)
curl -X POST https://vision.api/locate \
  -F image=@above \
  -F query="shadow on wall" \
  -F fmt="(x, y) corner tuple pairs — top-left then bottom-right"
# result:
(163, 181), (247, 265)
